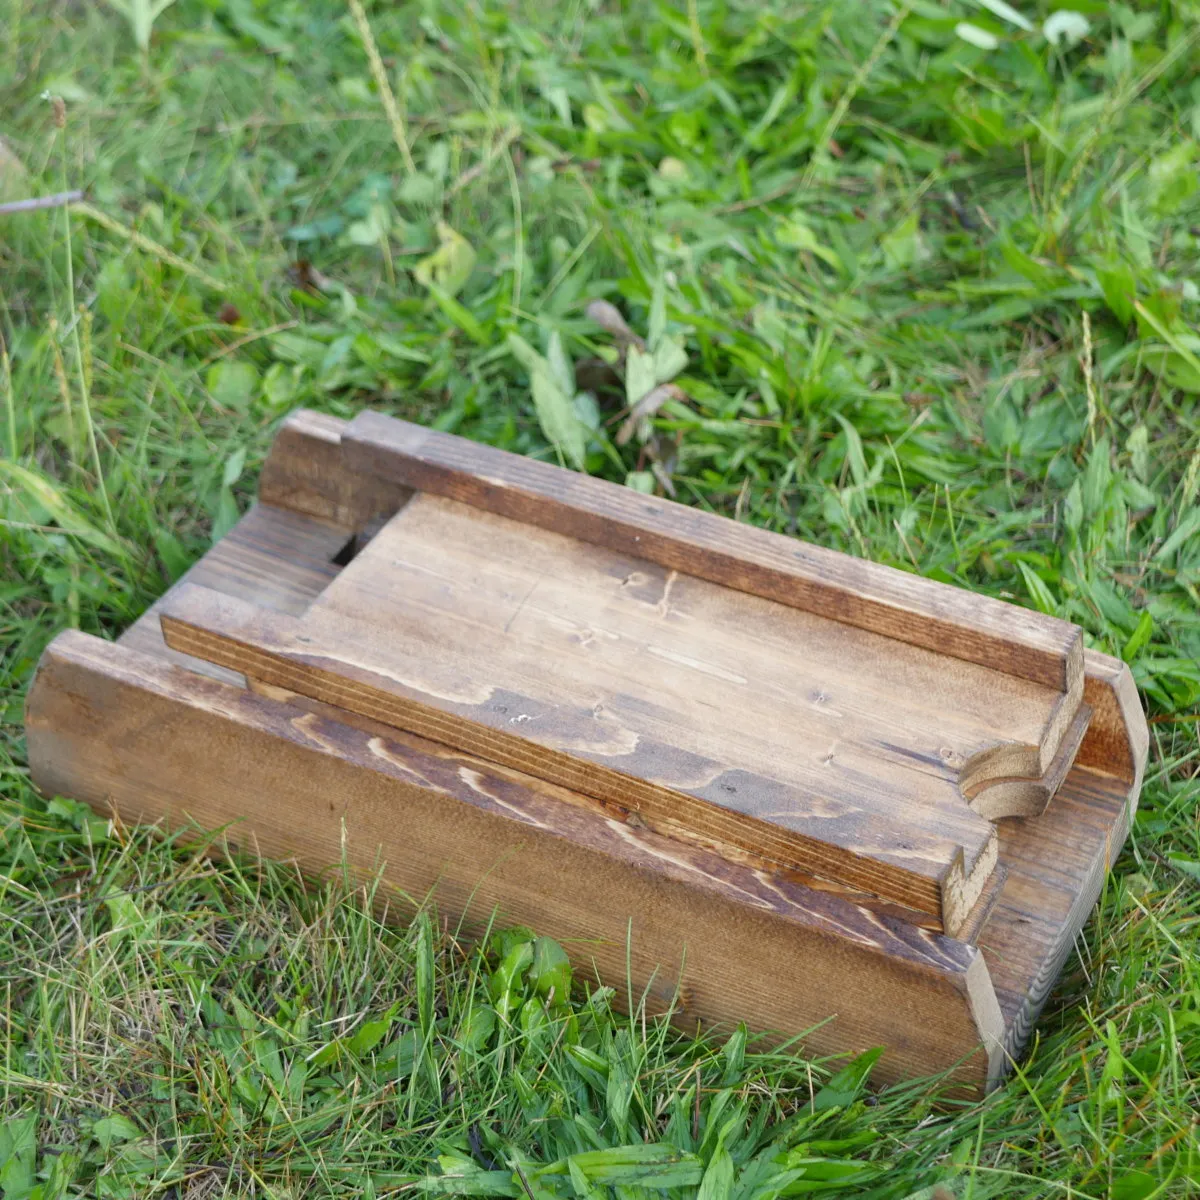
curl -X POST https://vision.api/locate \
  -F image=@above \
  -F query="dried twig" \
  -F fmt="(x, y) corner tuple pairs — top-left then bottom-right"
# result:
(0, 190), (83, 215)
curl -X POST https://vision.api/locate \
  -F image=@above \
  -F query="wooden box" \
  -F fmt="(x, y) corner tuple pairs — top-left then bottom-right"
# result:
(25, 409), (1147, 1093)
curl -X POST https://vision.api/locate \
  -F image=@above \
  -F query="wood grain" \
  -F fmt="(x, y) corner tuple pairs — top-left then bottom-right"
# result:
(160, 580), (1003, 934)
(26, 630), (1004, 1094)
(259, 408), (412, 529)
(37, 412), (1145, 1093)
(34, 493), (1145, 1088)
(341, 410), (1084, 694)
(158, 483), (1093, 934)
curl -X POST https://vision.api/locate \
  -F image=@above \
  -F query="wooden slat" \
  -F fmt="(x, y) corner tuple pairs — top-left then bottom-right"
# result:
(26, 631), (1005, 1094)
(26, 415), (1148, 1092)
(324, 494), (1082, 789)
(341, 410), (1083, 694)
(980, 766), (1134, 1055)
(259, 408), (413, 529)
(161, 581), (1010, 932)
(119, 503), (350, 686)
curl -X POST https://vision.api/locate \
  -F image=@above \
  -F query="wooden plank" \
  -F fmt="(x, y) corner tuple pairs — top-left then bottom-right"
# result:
(125, 499), (1143, 957)
(119, 503), (350, 685)
(964, 701), (1092, 821)
(1077, 651), (1148, 786)
(341, 410), (1084, 694)
(258, 408), (412, 529)
(26, 630), (1005, 1094)
(321, 494), (1083, 790)
(25, 418), (1145, 1089)
(157, 486), (1089, 934)
(979, 766), (1133, 1053)
(30, 496), (1142, 1089)
(160, 580), (1004, 933)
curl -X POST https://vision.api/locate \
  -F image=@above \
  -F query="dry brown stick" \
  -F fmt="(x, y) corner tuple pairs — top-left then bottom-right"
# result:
(0, 190), (83, 215)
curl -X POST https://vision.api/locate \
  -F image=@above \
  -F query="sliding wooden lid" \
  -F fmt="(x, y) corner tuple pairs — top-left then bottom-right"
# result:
(160, 413), (1091, 936)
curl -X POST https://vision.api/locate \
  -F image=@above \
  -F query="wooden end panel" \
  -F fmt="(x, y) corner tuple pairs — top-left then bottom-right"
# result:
(341, 410), (1083, 694)
(25, 630), (1003, 1094)
(1076, 649), (1149, 791)
(259, 408), (410, 529)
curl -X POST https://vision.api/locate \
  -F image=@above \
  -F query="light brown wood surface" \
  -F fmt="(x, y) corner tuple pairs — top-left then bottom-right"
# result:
(159, 490), (1089, 935)
(25, 409), (1148, 1092)
(342, 411), (1084, 693)
(27, 630), (1006, 1093)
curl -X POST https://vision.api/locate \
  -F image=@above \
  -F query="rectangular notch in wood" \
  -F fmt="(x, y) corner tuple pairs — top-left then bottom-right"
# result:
(160, 492), (1091, 935)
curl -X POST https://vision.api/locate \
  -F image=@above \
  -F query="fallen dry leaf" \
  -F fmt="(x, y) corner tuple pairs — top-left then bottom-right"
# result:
(586, 299), (646, 351)
(616, 382), (688, 446)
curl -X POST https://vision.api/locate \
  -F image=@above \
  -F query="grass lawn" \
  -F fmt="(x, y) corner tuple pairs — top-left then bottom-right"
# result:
(3, 0), (1200, 1195)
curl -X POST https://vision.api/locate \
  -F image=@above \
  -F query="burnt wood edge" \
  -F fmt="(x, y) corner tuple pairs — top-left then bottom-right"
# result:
(258, 407), (1082, 695)
(255, 409), (1145, 795)
(25, 629), (1005, 1094)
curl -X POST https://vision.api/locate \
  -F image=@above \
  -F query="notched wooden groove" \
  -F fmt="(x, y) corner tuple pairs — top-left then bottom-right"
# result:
(961, 704), (1093, 822)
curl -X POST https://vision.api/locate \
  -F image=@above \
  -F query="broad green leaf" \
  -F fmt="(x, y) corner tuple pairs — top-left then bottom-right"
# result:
(834, 414), (868, 489)
(1127, 424), (1151, 481)
(1018, 561), (1058, 614)
(1146, 143), (1198, 216)
(810, 1047), (884, 1111)
(652, 336), (688, 384)
(1062, 479), (1083, 534)
(776, 216), (841, 270)
(625, 344), (658, 405)
(697, 1145), (733, 1200)
(457, 1005), (496, 1051)
(345, 202), (390, 246)
(349, 1015), (392, 1056)
(91, 1114), (141, 1151)
(490, 938), (534, 1021)
(557, 1144), (703, 1188)
(422, 1155), (520, 1197)
(1095, 260), (1137, 324)
(1122, 611), (1154, 662)
(415, 913), (435, 1042)
(532, 363), (587, 469)
(648, 273), (667, 351)
(425, 282), (487, 344)
(0, 1114), (36, 1199)
(1166, 857), (1200, 884)
(414, 222), (476, 296)
(975, 0), (1032, 31)
(530, 936), (572, 1007)
(222, 446), (247, 488)
(605, 1037), (632, 1140)
(507, 333), (546, 377)
(1154, 507), (1200, 562)
(545, 330), (575, 398)
(102, 0), (178, 51)
(881, 211), (928, 270)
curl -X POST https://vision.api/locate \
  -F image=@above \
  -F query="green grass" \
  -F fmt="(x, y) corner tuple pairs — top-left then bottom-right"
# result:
(2, 0), (1200, 1194)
